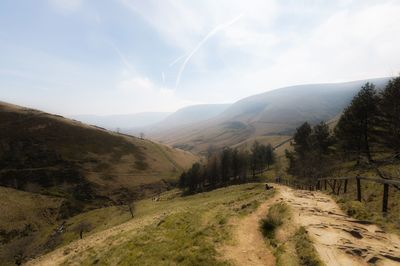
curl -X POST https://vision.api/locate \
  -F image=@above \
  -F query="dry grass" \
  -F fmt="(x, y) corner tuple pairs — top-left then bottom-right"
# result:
(324, 160), (400, 234)
(0, 101), (199, 265)
(28, 183), (275, 265)
(259, 202), (323, 266)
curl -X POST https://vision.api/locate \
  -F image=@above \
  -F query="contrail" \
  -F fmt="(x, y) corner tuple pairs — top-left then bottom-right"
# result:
(109, 41), (135, 73)
(162, 71), (166, 83)
(169, 53), (187, 67)
(175, 14), (243, 90)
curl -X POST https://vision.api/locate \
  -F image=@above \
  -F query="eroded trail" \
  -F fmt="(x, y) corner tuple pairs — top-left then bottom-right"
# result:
(277, 185), (400, 266)
(220, 195), (277, 266)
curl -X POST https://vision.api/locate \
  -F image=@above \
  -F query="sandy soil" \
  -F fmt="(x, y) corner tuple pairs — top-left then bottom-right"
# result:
(277, 185), (400, 266)
(220, 195), (277, 266)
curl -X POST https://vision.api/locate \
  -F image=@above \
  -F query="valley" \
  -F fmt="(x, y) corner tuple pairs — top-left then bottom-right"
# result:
(1, 77), (399, 266)
(2, 2), (400, 265)
(0, 102), (198, 264)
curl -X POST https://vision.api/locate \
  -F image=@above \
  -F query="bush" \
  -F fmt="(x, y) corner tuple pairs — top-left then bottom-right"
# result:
(294, 227), (323, 266)
(260, 202), (289, 245)
(343, 201), (370, 220)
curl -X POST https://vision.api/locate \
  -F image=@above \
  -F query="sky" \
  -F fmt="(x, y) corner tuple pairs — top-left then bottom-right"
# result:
(1, 0), (400, 115)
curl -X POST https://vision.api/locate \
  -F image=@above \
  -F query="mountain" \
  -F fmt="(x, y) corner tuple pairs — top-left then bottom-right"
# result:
(125, 103), (231, 137)
(0, 101), (198, 264)
(149, 78), (390, 153)
(70, 112), (171, 131)
(150, 104), (231, 129)
(0, 101), (197, 216)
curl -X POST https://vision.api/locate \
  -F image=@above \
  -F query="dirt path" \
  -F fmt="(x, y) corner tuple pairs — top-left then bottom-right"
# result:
(220, 195), (277, 266)
(276, 185), (400, 266)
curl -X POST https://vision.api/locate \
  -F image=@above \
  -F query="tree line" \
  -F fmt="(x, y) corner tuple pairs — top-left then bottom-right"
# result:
(180, 142), (276, 193)
(286, 76), (400, 180)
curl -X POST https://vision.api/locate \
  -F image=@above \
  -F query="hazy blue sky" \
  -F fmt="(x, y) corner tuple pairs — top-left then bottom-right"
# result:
(1, 0), (400, 115)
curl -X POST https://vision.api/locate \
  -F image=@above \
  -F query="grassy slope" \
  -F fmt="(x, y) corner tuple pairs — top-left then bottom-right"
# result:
(28, 183), (275, 266)
(0, 101), (198, 202)
(0, 101), (198, 264)
(0, 186), (135, 265)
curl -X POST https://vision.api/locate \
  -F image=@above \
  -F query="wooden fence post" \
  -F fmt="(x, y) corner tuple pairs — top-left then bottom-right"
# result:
(337, 180), (342, 195)
(382, 183), (389, 213)
(324, 180), (327, 190)
(332, 180), (336, 193)
(344, 179), (348, 193)
(356, 177), (362, 202)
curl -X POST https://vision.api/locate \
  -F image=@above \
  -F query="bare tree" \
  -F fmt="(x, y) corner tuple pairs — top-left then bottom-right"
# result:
(74, 222), (93, 239)
(128, 202), (134, 218)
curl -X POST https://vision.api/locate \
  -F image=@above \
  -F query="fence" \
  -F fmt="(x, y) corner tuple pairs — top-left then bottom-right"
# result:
(275, 176), (400, 214)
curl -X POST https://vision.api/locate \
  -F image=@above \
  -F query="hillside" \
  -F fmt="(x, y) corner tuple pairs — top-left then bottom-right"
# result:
(149, 78), (390, 154)
(25, 183), (400, 266)
(0, 101), (198, 264)
(127, 103), (231, 137)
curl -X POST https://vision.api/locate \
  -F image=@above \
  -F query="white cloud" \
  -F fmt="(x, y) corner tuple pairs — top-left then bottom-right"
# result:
(119, 76), (154, 94)
(117, 74), (195, 112)
(171, 1), (400, 104)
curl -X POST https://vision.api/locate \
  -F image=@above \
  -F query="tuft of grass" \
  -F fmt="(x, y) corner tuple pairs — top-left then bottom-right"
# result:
(293, 227), (323, 266)
(342, 200), (370, 220)
(259, 203), (323, 266)
(260, 202), (290, 246)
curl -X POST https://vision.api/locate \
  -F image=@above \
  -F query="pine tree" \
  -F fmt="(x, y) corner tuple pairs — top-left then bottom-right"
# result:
(231, 148), (240, 180)
(187, 163), (201, 193)
(293, 122), (312, 158)
(178, 171), (187, 188)
(335, 82), (379, 163)
(207, 155), (219, 187)
(220, 147), (233, 183)
(378, 76), (400, 155)
(310, 121), (334, 156)
(265, 144), (275, 169)
(250, 141), (262, 178)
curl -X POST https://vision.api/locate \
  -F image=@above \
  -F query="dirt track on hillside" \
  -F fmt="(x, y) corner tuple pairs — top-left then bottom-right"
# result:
(222, 185), (400, 266)
(278, 185), (400, 266)
(27, 185), (400, 266)
(220, 195), (277, 266)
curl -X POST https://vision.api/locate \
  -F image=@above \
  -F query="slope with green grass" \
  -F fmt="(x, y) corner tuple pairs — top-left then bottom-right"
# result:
(0, 101), (198, 264)
(27, 183), (275, 266)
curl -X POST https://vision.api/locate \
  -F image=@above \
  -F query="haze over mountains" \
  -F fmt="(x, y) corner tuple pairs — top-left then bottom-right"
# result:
(75, 78), (390, 153)
(70, 112), (171, 131)
(170, 77), (390, 153)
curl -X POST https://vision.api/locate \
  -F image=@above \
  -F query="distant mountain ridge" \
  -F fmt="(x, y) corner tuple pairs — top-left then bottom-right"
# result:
(147, 77), (391, 153)
(148, 104), (231, 129)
